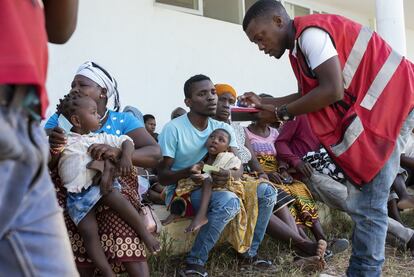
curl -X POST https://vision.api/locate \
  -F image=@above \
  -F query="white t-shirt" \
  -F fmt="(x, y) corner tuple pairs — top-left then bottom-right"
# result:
(59, 132), (133, 193)
(292, 27), (338, 70)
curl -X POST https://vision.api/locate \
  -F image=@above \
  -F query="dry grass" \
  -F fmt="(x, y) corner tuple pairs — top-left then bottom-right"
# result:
(148, 209), (414, 277)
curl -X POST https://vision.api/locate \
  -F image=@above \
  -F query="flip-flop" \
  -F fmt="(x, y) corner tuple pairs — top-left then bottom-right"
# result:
(178, 264), (208, 277)
(329, 238), (349, 254)
(324, 249), (333, 261)
(238, 255), (276, 272)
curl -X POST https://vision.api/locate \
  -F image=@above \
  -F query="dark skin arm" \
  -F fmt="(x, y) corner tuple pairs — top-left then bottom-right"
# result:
(48, 125), (161, 169)
(158, 157), (193, 186)
(286, 56), (344, 115)
(127, 128), (162, 168)
(239, 56), (344, 122)
(296, 161), (314, 179)
(244, 130), (268, 180)
(88, 128), (162, 168)
(117, 140), (134, 176)
(401, 155), (414, 170)
(43, 0), (79, 44)
(158, 147), (242, 186)
(47, 127), (67, 150)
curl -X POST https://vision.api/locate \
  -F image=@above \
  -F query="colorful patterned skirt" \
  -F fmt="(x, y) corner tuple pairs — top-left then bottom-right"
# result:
(276, 181), (319, 228)
(51, 168), (146, 274)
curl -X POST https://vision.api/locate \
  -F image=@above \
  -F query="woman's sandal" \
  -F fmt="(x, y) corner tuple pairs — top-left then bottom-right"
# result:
(238, 255), (276, 272)
(324, 249), (333, 261)
(178, 263), (208, 277)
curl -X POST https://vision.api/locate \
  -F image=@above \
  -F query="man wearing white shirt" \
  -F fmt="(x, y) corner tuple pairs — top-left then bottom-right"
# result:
(241, 1), (414, 276)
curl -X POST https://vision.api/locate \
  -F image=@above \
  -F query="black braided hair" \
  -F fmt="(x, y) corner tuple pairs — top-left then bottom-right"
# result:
(56, 91), (88, 119)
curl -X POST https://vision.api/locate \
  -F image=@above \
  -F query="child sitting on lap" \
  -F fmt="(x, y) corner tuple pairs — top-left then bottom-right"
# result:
(56, 92), (160, 276)
(163, 128), (241, 233)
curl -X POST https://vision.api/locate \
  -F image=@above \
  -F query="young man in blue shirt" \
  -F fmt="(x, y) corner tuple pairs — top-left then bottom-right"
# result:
(158, 75), (276, 276)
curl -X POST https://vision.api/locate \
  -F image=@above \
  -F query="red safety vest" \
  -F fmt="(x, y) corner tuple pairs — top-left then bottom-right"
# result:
(289, 14), (414, 185)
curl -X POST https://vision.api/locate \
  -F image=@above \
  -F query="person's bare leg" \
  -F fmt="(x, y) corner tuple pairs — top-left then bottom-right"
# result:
(123, 261), (150, 277)
(388, 198), (403, 223)
(276, 206), (310, 240)
(266, 214), (324, 257)
(161, 213), (180, 225)
(152, 183), (164, 193)
(310, 220), (327, 241)
(77, 212), (115, 277)
(77, 266), (95, 277)
(147, 189), (165, 205)
(297, 225), (311, 240)
(275, 206), (299, 230)
(407, 234), (414, 256)
(393, 174), (414, 209)
(185, 179), (211, 233)
(101, 191), (160, 254)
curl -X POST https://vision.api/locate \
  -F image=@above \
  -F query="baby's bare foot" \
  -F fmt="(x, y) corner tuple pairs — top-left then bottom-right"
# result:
(142, 233), (161, 255)
(161, 213), (180, 226)
(185, 215), (208, 233)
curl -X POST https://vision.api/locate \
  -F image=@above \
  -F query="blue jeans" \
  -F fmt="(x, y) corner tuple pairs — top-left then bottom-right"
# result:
(242, 182), (277, 258)
(0, 108), (78, 277)
(345, 109), (414, 277)
(186, 183), (276, 265)
(186, 189), (240, 266)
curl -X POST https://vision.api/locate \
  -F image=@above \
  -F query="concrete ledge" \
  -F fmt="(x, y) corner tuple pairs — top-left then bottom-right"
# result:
(153, 205), (197, 255)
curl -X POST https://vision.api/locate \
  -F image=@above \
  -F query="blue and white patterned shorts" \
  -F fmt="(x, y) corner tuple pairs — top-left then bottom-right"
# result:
(67, 180), (121, 225)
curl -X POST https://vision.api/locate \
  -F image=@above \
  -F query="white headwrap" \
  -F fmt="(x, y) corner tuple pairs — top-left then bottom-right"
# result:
(76, 61), (117, 98)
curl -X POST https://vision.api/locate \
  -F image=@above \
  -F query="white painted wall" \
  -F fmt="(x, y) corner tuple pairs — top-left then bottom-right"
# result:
(46, 0), (296, 131)
(406, 28), (414, 60)
(46, 0), (414, 131)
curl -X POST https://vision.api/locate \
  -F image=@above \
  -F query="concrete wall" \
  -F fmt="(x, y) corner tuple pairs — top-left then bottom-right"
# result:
(46, 0), (414, 131)
(46, 0), (296, 131)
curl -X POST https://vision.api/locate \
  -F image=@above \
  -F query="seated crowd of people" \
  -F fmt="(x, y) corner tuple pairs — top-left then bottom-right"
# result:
(44, 62), (414, 277)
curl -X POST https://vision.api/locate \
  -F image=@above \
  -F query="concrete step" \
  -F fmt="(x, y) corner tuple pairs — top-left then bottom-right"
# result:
(153, 205), (197, 255)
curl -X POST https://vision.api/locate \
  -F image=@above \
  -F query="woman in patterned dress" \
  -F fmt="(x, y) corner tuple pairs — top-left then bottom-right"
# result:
(46, 61), (161, 276)
(213, 84), (327, 268)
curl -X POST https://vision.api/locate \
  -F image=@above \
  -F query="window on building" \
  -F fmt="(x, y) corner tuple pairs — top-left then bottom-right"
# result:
(244, 0), (257, 12)
(155, 0), (199, 10)
(155, 0), (320, 25)
(204, 0), (243, 24)
(284, 2), (311, 17)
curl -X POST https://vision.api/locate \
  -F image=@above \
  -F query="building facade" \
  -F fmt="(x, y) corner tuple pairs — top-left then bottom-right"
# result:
(46, 0), (414, 129)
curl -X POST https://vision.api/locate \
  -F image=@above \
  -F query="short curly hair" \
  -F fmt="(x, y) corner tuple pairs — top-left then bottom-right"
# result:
(56, 91), (89, 119)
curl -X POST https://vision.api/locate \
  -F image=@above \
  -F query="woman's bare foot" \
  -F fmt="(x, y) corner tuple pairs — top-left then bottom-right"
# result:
(185, 214), (208, 233)
(161, 213), (180, 226)
(295, 239), (327, 258)
(397, 195), (414, 210)
(141, 233), (161, 255)
(316, 240), (327, 259)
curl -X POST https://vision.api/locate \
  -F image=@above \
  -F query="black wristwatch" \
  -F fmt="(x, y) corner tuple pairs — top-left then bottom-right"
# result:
(276, 104), (295, 121)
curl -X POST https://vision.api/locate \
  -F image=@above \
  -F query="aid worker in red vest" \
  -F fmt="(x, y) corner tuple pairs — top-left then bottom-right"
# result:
(240, 0), (414, 276)
(0, 1), (78, 276)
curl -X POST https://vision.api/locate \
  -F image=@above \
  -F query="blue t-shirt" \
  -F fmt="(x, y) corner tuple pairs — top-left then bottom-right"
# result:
(158, 114), (237, 172)
(44, 110), (143, 135)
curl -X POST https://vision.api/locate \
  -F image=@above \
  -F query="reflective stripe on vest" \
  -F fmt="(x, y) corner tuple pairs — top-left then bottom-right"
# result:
(331, 115), (364, 156)
(360, 50), (403, 110)
(332, 26), (403, 157)
(343, 26), (373, 89)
